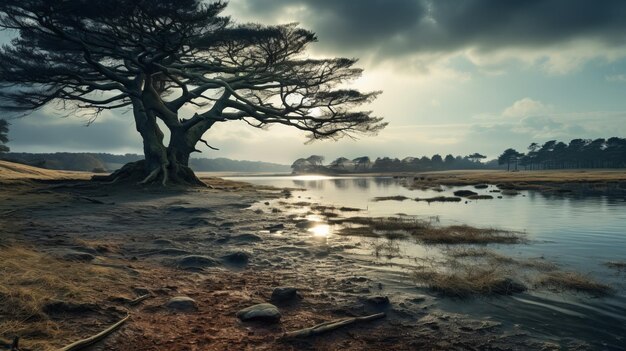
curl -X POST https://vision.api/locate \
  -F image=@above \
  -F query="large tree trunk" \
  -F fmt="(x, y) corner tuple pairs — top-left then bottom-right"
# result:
(92, 99), (206, 187)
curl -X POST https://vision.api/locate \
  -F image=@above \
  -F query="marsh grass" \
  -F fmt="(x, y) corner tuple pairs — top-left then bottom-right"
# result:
(411, 248), (609, 298)
(371, 195), (410, 202)
(536, 272), (613, 295)
(604, 261), (626, 271)
(331, 217), (523, 244)
(413, 265), (526, 298)
(0, 246), (132, 350)
(414, 196), (462, 203)
(467, 195), (494, 200)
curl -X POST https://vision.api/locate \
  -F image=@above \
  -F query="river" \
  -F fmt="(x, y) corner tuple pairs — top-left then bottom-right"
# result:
(225, 175), (626, 349)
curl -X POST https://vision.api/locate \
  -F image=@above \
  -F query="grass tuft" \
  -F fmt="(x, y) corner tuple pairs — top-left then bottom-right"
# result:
(536, 272), (613, 296)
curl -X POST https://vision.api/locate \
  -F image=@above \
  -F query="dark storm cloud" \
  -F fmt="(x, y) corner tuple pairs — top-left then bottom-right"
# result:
(231, 0), (626, 57)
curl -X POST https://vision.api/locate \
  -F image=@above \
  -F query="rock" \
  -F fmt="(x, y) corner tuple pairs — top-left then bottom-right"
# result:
(176, 255), (220, 270)
(270, 287), (299, 303)
(453, 190), (478, 197)
(236, 303), (281, 323)
(365, 296), (390, 306)
(165, 296), (197, 311)
(221, 251), (250, 266)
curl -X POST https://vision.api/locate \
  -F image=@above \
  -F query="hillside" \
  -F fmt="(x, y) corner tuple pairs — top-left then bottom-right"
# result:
(0, 160), (90, 182)
(1, 152), (290, 173)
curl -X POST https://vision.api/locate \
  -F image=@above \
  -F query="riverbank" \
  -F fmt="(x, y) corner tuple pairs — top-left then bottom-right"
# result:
(399, 169), (626, 196)
(0, 162), (616, 350)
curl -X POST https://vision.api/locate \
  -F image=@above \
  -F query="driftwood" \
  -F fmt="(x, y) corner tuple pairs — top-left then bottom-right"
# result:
(283, 312), (386, 339)
(128, 294), (151, 306)
(57, 314), (130, 351)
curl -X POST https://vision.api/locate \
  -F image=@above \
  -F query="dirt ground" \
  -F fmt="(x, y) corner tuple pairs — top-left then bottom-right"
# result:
(0, 161), (576, 350)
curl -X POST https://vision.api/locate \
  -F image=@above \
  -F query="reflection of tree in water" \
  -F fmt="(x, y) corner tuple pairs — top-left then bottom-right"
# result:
(373, 177), (395, 189)
(352, 178), (369, 189)
(332, 179), (349, 189)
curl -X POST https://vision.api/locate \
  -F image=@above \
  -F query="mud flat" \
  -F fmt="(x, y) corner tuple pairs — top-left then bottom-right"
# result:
(0, 161), (609, 350)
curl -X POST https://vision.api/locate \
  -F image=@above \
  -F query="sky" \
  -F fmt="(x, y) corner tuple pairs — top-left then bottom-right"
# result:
(5, 0), (626, 164)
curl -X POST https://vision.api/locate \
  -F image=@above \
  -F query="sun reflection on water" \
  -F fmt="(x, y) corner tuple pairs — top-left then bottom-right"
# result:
(309, 224), (332, 237)
(292, 175), (334, 181)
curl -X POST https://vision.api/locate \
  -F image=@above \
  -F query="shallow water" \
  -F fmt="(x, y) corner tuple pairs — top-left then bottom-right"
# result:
(226, 175), (626, 349)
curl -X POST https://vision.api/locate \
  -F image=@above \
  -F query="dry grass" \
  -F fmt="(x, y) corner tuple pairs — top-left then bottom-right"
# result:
(331, 217), (523, 245)
(0, 160), (91, 182)
(0, 246), (132, 350)
(413, 265), (526, 298)
(414, 249), (609, 298)
(467, 195), (494, 200)
(535, 272), (613, 296)
(411, 169), (626, 184)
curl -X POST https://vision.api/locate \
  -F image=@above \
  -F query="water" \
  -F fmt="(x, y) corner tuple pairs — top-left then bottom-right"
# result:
(226, 175), (626, 349)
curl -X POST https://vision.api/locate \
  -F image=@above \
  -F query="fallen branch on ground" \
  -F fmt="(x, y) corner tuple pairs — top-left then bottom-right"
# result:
(57, 314), (130, 351)
(283, 312), (386, 339)
(128, 294), (151, 306)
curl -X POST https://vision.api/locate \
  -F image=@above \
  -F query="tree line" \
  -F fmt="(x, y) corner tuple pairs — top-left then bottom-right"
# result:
(291, 153), (488, 173)
(498, 138), (626, 171)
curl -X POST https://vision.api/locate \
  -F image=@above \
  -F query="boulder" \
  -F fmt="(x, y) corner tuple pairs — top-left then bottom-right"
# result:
(176, 255), (220, 270)
(165, 296), (197, 311)
(236, 303), (281, 323)
(221, 251), (250, 266)
(453, 190), (478, 197)
(270, 287), (299, 303)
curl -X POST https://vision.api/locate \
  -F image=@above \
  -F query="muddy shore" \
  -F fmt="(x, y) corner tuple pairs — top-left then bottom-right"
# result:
(0, 163), (611, 350)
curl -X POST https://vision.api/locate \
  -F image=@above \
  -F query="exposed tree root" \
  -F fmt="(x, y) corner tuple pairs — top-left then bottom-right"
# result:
(283, 312), (386, 339)
(57, 314), (130, 351)
(92, 160), (206, 187)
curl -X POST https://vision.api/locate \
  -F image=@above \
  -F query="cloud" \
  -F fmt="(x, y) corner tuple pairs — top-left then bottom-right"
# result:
(502, 98), (552, 118)
(227, 0), (626, 72)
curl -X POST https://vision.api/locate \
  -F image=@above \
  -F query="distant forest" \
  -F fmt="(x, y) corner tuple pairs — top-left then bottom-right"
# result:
(497, 138), (626, 171)
(0, 152), (290, 173)
(292, 137), (626, 174)
(291, 153), (491, 174)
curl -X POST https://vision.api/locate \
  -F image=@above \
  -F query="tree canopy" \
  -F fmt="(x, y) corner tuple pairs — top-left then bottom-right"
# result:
(0, 0), (385, 185)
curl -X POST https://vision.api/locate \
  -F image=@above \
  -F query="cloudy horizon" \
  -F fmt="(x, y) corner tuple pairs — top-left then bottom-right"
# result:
(5, 0), (626, 164)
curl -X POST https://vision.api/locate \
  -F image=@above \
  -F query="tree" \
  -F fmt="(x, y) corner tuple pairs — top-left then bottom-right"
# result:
(498, 148), (523, 171)
(0, 119), (8, 153)
(431, 154), (443, 169)
(290, 158), (310, 173)
(466, 153), (486, 163)
(352, 156), (371, 171)
(306, 155), (325, 167)
(0, 1), (386, 186)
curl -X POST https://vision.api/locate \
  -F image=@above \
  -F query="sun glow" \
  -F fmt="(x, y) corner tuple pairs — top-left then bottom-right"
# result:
(293, 175), (333, 181)
(309, 224), (331, 238)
